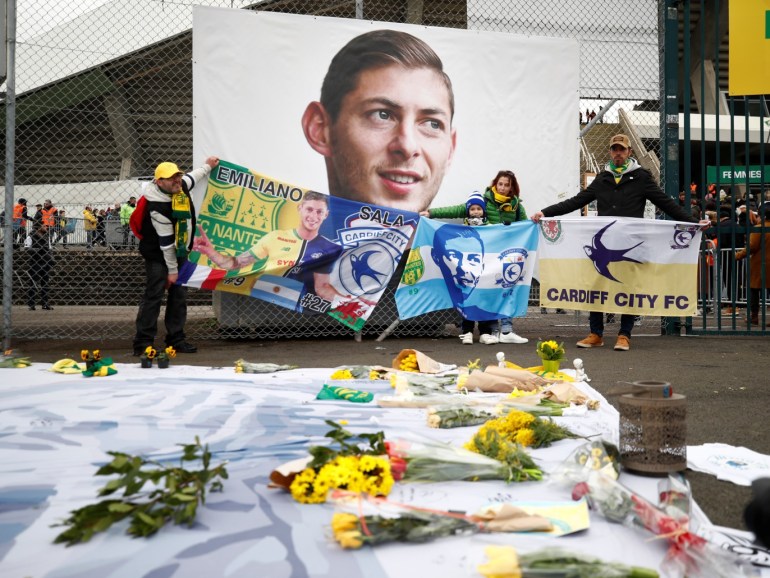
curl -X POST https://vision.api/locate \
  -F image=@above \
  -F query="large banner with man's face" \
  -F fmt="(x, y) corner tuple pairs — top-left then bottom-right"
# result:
(192, 7), (580, 216)
(178, 160), (417, 331)
(395, 219), (539, 321)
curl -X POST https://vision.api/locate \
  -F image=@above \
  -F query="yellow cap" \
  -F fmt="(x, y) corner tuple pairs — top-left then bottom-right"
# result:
(154, 162), (183, 180)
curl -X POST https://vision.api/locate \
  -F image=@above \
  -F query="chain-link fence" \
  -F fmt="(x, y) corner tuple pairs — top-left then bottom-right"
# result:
(0, 1), (687, 343)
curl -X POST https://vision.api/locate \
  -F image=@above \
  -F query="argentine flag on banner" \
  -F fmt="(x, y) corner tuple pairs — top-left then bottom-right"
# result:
(395, 219), (538, 321)
(537, 217), (702, 316)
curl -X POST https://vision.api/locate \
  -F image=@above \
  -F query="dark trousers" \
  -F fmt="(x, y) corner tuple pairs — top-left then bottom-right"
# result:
(460, 319), (497, 335)
(27, 261), (51, 307)
(589, 311), (635, 338)
(134, 258), (188, 350)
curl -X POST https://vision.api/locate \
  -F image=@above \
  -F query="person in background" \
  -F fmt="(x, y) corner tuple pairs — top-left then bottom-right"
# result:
(735, 202), (770, 327)
(531, 134), (708, 352)
(51, 209), (69, 247)
(12, 198), (29, 248)
(33, 203), (43, 223)
(83, 205), (97, 249)
(422, 169), (529, 344)
(95, 209), (108, 247)
(120, 196), (137, 249)
(26, 221), (55, 310)
(133, 156), (219, 356)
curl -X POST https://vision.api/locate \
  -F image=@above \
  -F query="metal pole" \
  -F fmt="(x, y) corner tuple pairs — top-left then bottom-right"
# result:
(3, 0), (15, 351)
(661, 0), (680, 335)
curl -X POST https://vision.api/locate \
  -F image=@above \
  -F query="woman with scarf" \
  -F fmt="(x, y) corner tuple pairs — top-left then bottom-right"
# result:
(420, 169), (529, 344)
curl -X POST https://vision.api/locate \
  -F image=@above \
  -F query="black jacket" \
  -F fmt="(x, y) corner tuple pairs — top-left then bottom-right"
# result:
(542, 164), (698, 223)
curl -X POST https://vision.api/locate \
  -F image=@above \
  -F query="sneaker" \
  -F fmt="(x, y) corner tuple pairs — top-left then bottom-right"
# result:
(614, 335), (630, 351)
(499, 332), (528, 344)
(540, 307), (547, 314)
(172, 341), (197, 354)
(41, 304), (53, 310)
(459, 332), (473, 345)
(479, 334), (499, 345)
(634, 316), (641, 327)
(555, 309), (566, 314)
(577, 333), (604, 348)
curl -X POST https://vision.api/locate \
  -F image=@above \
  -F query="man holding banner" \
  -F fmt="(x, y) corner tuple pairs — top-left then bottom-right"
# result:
(531, 134), (709, 352)
(302, 29), (456, 214)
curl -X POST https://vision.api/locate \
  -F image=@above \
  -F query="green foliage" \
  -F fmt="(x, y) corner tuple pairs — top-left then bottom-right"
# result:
(53, 437), (228, 546)
(307, 420), (387, 469)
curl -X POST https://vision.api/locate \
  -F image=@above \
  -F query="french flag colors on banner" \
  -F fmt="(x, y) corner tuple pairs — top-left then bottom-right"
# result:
(537, 217), (702, 316)
(178, 160), (417, 331)
(395, 219), (539, 321)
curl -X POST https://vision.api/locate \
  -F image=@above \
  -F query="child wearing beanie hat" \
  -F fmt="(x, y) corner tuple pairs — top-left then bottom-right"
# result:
(465, 191), (487, 226)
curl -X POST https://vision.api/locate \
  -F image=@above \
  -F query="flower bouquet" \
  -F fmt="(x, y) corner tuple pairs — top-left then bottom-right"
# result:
(330, 506), (478, 549)
(385, 432), (543, 484)
(156, 346), (176, 369)
(234, 359), (298, 373)
(536, 339), (566, 373)
(477, 545), (660, 577)
(0, 349), (32, 368)
(569, 472), (758, 577)
(269, 420), (394, 504)
(139, 346), (156, 368)
(465, 408), (577, 451)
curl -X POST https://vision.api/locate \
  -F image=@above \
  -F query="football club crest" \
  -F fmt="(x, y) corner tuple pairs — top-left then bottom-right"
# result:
(498, 248), (528, 288)
(539, 219), (563, 243)
(337, 242), (394, 295)
(400, 248), (425, 286)
(670, 224), (699, 249)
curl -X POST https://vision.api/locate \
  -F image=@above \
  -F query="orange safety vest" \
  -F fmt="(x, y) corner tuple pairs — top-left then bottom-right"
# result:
(42, 206), (56, 227)
(13, 203), (26, 227)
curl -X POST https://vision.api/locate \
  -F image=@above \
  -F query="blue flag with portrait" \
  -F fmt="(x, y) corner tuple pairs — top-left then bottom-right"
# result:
(395, 219), (539, 321)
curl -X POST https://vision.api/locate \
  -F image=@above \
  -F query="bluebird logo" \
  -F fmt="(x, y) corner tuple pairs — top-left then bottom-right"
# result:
(338, 242), (394, 296)
(498, 248), (528, 288)
(670, 225), (698, 249)
(584, 221), (643, 283)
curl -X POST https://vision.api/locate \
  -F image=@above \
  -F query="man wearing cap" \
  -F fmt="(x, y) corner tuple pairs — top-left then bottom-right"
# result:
(133, 156), (219, 356)
(531, 134), (709, 352)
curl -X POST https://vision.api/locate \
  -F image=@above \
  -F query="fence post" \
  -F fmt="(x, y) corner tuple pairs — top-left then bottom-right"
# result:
(661, 0), (682, 335)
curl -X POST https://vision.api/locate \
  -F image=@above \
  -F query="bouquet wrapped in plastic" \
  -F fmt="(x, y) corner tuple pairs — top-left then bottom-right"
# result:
(477, 545), (660, 577)
(330, 497), (479, 549)
(385, 432), (542, 484)
(559, 461), (760, 577)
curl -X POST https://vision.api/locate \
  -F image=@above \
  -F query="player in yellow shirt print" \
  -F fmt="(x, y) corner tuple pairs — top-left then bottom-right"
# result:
(193, 191), (345, 304)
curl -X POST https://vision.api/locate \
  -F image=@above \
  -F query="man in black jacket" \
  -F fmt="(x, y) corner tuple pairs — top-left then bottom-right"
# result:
(531, 134), (709, 351)
(132, 157), (219, 356)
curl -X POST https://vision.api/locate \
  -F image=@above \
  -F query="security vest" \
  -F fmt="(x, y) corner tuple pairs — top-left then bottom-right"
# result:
(13, 203), (26, 227)
(42, 206), (56, 227)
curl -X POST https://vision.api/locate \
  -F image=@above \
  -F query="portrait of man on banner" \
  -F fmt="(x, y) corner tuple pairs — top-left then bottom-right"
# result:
(395, 218), (538, 321)
(192, 8), (580, 218)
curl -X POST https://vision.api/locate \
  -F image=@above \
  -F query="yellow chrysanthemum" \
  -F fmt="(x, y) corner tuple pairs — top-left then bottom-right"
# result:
(457, 373), (469, 390)
(369, 369), (380, 380)
(398, 353), (419, 372)
(289, 467), (326, 504)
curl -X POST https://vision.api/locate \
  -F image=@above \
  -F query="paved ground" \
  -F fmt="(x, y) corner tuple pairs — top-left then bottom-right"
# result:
(10, 331), (770, 532)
